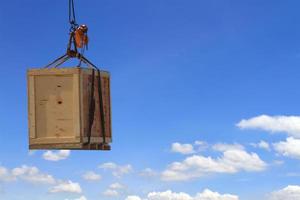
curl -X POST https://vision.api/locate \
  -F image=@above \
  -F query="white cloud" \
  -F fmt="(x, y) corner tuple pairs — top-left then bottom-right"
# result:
(273, 137), (300, 159)
(43, 150), (71, 161)
(251, 140), (270, 151)
(102, 182), (125, 197)
(195, 189), (239, 200)
(139, 168), (157, 177)
(125, 196), (142, 200)
(212, 143), (244, 152)
(161, 147), (266, 181)
(49, 180), (82, 193)
(194, 141), (208, 151)
(126, 189), (239, 200)
(171, 143), (195, 155)
(195, 140), (207, 146)
(98, 162), (133, 177)
(269, 185), (300, 200)
(237, 115), (300, 138)
(77, 197), (87, 200)
(0, 166), (15, 182)
(0, 164), (81, 196)
(65, 196), (87, 200)
(103, 189), (119, 197)
(109, 182), (124, 190)
(258, 141), (270, 151)
(99, 162), (118, 169)
(147, 190), (192, 200)
(11, 165), (56, 184)
(82, 171), (101, 181)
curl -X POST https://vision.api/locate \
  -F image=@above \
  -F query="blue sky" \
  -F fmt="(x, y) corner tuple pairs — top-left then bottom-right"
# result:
(1, 0), (300, 200)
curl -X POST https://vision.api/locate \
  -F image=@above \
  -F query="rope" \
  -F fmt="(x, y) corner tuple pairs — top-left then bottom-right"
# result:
(86, 69), (108, 146)
(97, 69), (107, 145)
(86, 69), (95, 144)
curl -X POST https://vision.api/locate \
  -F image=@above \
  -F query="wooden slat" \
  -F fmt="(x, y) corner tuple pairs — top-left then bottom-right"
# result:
(30, 137), (80, 144)
(73, 72), (81, 139)
(28, 68), (80, 76)
(30, 143), (110, 150)
(28, 75), (36, 139)
(82, 136), (112, 143)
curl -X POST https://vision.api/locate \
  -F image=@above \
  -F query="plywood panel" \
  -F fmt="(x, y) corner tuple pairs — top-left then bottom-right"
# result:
(35, 75), (74, 140)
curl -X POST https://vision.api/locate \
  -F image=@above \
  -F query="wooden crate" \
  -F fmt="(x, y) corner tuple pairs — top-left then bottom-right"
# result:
(27, 67), (112, 150)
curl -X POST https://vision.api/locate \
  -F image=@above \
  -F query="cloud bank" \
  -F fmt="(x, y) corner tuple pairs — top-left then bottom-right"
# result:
(126, 189), (239, 200)
(161, 147), (266, 181)
(269, 185), (300, 200)
(237, 115), (300, 138)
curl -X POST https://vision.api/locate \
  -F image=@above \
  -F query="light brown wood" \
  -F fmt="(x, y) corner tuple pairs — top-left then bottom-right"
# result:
(27, 67), (112, 150)
(28, 75), (36, 139)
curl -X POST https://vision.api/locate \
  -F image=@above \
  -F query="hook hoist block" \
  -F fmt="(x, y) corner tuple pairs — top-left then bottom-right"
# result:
(74, 24), (88, 49)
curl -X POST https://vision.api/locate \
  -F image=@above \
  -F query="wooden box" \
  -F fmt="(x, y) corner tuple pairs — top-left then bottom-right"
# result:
(27, 67), (112, 150)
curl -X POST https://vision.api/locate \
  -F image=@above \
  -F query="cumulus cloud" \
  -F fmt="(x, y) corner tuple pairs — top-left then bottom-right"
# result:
(161, 147), (266, 181)
(82, 171), (101, 181)
(77, 197), (87, 200)
(171, 143), (195, 154)
(251, 140), (270, 151)
(11, 165), (56, 184)
(258, 141), (270, 151)
(273, 137), (300, 159)
(212, 143), (244, 152)
(109, 182), (125, 190)
(1, 165), (81, 195)
(65, 196), (87, 200)
(0, 165), (60, 185)
(237, 115), (300, 138)
(43, 150), (71, 161)
(49, 180), (82, 193)
(194, 189), (239, 200)
(103, 189), (119, 197)
(126, 189), (239, 200)
(125, 196), (142, 200)
(0, 166), (15, 182)
(139, 168), (158, 177)
(269, 185), (300, 200)
(147, 190), (192, 200)
(98, 162), (133, 177)
(194, 141), (209, 151)
(102, 182), (125, 197)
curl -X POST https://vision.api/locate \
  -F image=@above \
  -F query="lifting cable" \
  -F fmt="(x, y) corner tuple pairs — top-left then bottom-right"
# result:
(69, 0), (78, 31)
(44, 0), (108, 148)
